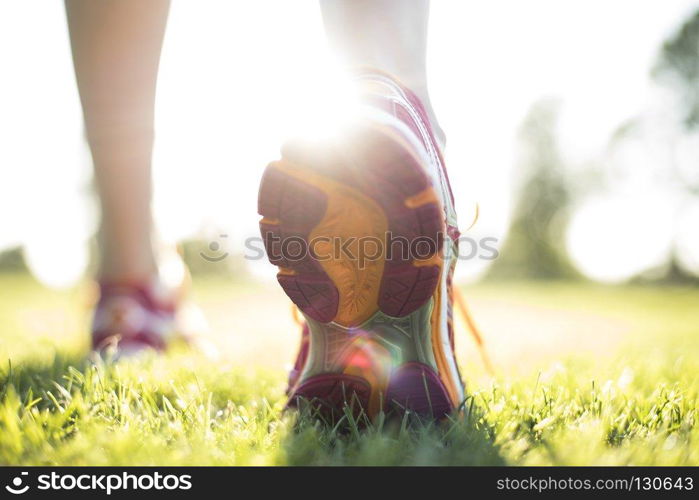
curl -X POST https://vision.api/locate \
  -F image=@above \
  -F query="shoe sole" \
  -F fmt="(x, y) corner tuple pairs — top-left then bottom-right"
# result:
(258, 120), (454, 420)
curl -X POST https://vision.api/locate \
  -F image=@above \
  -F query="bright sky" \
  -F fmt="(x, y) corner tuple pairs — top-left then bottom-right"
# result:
(1, 0), (698, 287)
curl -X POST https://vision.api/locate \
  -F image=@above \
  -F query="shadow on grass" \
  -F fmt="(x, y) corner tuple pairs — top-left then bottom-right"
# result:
(0, 353), (89, 405)
(281, 397), (506, 466)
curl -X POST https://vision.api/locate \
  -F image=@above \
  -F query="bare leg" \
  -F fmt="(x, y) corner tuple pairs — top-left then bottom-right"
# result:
(65, 0), (170, 282)
(319, 0), (444, 144)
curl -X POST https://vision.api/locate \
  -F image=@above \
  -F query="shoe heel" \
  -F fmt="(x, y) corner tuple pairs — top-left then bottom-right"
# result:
(385, 362), (454, 419)
(287, 373), (372, 424)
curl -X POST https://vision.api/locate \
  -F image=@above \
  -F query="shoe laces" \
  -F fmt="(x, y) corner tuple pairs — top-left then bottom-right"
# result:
(291, 304), (304, 327)
(453, 286), (495, 376)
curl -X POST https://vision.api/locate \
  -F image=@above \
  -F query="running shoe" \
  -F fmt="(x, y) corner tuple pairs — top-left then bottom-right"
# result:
(91, 276), (208, 359)
(258, 69), (464, 420)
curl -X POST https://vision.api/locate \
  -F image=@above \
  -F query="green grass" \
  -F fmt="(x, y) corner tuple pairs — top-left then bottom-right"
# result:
(0, 274), (697, 465)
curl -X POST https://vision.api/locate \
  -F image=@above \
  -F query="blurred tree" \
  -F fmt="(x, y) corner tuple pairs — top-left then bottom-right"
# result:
(0, 246), (29, 273)
(651, 8), (699, 281)
(487, 98), (579, 280)
(654, 9), (699, 131)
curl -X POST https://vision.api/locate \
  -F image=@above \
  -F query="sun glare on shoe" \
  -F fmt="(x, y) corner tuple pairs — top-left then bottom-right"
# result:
(284, 68), (362, 144)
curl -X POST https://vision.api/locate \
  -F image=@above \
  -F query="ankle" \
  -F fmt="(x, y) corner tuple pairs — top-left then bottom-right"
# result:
(97, 256), (158, 284)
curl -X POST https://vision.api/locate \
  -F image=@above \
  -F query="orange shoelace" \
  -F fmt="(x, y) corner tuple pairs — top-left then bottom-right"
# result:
(291, 304), (304, 327)
(453, 286), (495, 375)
